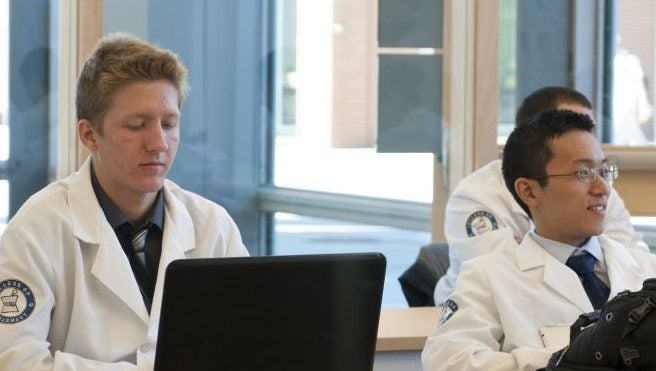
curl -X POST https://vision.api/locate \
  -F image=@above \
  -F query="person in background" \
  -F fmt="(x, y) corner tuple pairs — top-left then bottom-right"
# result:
(434, 86), (648, 305)
(0, 34), (248, 370)
(422, 109), (656, 371)
(613, 36), (653, 145)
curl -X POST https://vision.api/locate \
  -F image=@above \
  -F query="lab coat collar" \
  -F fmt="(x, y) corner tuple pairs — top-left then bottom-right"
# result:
(146, 180), (196, 342)
(517, 235), (594, 313)
(68, 157), (105, 245)
(600, 235), (643, 296)
(516, 234), (644, 313)
(67, 158), (150, 324)
(67, 157), (197, 328)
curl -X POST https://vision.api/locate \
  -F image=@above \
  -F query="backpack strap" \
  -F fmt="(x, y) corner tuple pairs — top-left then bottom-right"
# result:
(619, 296), (656, 366)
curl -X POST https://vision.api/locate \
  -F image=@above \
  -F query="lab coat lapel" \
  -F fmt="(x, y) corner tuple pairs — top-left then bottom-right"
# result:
(146, 183), (196, 341)
(69, 158), (150, 325)
(91, 227), (150, 325)
(601, 237), (643, 296)
(517, 237), (593, 313)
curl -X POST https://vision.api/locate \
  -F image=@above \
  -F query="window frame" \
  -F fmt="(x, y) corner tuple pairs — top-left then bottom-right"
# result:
(470, 0), (656, 218)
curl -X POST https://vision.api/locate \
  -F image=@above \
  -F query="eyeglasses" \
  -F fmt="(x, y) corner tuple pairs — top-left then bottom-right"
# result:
(533, 164), (619, 183)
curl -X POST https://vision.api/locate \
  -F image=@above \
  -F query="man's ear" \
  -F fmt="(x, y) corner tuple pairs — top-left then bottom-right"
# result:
(514, 177), (540, 210)
(78, 119), (99, 151)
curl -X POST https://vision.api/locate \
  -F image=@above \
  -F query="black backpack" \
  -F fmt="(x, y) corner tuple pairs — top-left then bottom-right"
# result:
(543, 279), (656, 371)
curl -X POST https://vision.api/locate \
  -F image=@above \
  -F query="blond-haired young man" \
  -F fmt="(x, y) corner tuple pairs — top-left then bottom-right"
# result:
(0, 34), (248, 370)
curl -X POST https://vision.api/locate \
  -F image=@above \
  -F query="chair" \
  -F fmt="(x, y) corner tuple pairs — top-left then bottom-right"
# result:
(398, 241), (450, 307)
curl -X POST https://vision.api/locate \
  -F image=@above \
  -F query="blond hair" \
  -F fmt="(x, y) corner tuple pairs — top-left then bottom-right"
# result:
(76, 33), (189, 133)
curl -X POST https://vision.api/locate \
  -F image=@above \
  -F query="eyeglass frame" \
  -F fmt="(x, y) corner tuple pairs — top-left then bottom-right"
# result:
(531, 164), (619, 183)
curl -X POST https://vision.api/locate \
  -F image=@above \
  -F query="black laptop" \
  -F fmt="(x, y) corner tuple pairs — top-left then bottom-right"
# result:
(154, 253), (386, 371)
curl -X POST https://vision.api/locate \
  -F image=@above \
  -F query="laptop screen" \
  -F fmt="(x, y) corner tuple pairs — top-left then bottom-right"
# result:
(154, 253), (386, 371)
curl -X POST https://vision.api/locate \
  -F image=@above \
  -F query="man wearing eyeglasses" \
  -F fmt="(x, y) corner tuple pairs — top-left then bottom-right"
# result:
(422, 109), (656, 371)
(434, 86), (648, 306)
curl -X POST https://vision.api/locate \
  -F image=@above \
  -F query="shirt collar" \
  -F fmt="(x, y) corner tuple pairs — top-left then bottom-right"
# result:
(529, 230), (604, 265)
(90, 162), (165, 231)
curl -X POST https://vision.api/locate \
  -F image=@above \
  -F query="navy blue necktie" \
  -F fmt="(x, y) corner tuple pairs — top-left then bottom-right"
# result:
(566, 251), (610, 310)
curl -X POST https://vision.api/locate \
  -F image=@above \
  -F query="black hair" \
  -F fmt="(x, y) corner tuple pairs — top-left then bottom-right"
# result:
(515, 86), (592, 125)
(502, 109), (596, 217)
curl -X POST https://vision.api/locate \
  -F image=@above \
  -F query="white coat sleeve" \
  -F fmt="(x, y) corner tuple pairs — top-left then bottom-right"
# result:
(0, 225), (148, 371)
(604, 187), (649, 252)
(423, 261), (553, 371)
(443, 180), (528, 262)
(434, 182), (524, 305)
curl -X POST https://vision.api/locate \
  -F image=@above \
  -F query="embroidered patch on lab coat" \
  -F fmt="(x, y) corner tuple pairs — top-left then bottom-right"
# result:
(465, 210), (499, 237)
(0, 279), (36, 324)
(439, 299), (459, 325)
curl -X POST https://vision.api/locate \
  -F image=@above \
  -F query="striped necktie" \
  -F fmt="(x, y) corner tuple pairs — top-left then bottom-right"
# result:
(131, 226), (150, 272)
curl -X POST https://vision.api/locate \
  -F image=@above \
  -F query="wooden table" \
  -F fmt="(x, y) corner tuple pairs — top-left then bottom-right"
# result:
(373, 307), (440, 371)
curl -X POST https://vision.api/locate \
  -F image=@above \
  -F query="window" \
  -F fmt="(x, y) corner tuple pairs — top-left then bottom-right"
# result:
(271, 0), (436, 203)
(497, 0), (656, 147)
(273, 212), (430, 308)
(0, 0), (55, 232)
(104, 0), (442, 307)
(266, 1), (443, 307)
(0, 0), (8, 230)
(497, 0), (516, 142)
(0, 180), (7, 234)
(612, 0), (656, 146)
(492, 0), (656, 220)
(103, 1), (267, 250)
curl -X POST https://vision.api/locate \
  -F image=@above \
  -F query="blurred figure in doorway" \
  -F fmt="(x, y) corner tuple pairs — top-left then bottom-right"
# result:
(613, 36), (653, 145)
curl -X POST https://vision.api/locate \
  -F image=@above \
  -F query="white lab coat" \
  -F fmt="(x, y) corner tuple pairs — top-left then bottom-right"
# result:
(434, 159), (648, 304)
(0, 158), (249, 370)
(422, 235), (656, 371)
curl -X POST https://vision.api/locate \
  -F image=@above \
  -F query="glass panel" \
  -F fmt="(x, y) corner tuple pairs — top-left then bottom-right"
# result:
(0, 179), (7, 219)
(272, 212), (430, 308)
(612, 1), (655, 145)
(103, 1), (266, 251)
(497, 0), (571, 144)
(0, 179), (7, 237)
(275, 0), (297, 135)
(631, 216), (656, 251)
(377, 54), (442, 153)
(0, 124), (7, 161)
(497, 0), (517, 143)
(4, 0), (53, 217)
(0, 0), (7, 162)
(273, 0), (434, 203)
(498, 0), (656, 147)
(378, 0), (443, 48)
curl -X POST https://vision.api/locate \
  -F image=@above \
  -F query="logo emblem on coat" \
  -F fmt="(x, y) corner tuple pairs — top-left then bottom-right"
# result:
(0, 279), (36, 324)
(465, 210), (499, 237)
(439, 299), (459, 325)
